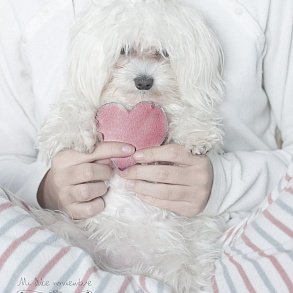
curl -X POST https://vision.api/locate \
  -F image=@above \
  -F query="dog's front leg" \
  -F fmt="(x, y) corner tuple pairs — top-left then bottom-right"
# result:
(166, 106), (223, 155)
(38, 96), (99, 160)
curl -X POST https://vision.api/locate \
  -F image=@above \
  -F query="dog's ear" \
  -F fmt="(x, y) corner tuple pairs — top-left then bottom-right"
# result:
(165, 9), (224, 111)
(64, 6), (122, 105)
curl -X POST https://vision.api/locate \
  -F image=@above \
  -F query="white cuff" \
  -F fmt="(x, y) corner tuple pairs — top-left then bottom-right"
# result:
(201, 151), (225, 215)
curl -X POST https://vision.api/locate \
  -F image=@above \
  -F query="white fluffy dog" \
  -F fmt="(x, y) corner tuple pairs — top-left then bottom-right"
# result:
(37, 0), (227, 292)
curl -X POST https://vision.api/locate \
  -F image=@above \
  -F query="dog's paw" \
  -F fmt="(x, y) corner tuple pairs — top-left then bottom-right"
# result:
(71, 128), (98, 154)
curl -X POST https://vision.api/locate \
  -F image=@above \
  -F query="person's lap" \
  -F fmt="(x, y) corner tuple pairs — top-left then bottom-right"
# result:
(1, 158), (292, 292)
(0, 188), (170, 293)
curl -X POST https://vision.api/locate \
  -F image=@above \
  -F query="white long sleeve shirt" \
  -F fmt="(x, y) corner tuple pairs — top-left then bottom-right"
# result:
(0, 0), (292, 215)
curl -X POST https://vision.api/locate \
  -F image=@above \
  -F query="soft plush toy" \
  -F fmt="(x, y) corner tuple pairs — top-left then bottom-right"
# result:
(96, 102), (168, 170)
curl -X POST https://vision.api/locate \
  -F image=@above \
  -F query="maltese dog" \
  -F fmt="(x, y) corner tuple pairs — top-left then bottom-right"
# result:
(37, 0), (227, 291)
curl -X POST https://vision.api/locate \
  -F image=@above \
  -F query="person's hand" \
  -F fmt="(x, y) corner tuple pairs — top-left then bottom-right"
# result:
(119, 144), (213, 217)
(37, 142), (135, 219)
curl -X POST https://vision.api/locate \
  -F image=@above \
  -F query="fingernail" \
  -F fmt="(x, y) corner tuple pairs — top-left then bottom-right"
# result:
(122, 145), (135, 154)
(133, 151), (144, 160)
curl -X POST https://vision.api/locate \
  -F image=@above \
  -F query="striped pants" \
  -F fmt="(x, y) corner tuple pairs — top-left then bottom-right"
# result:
(213, 160), (293, 293)
(0, 160), (292, 293)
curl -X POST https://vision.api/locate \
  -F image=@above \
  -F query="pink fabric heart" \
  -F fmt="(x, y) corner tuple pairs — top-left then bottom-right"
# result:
(96, 102), (168, 170)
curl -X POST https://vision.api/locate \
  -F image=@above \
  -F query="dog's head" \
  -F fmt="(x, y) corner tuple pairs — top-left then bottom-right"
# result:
(101, 46), (179, 106)
(66, 0), (224, 111)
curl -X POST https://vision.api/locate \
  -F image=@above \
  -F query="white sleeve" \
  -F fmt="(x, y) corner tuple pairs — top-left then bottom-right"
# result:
(0, 2), (49, 207)
(203, 0), (293, 215)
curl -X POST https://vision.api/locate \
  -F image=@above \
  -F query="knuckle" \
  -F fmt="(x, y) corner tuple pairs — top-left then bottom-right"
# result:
(158, 168), (169, 181)
(103, 166), (113, 179)
(129, 166), (139, 179)
(70, 207), (82, 220)
(84, 205), (95, 217)
(165, 185), (174, 200)
(61, 202), (75, 217)
(107, 143), (119, 157)
(83, 165), (95, 181)
(70, 208), (79, 219)
(85, 200), (104, 217)
(62, 206), (71, 217)
(99, 183), (108, 196)
(168, 145), (180, 160)
(177, 189), (187, 200)
(147, 148), (155, 160)
(78, 184), (90, 201)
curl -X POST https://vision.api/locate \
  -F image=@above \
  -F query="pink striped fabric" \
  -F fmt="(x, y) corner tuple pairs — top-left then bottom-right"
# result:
(27, 247), (71, 292)
(74, 266), (97, 293)
(0, 188), (171, 293)
(1, 159), (292, 292)
(118, 276), (134, 293)
(0, 226), (42, 270)
(213, 159), (293, 293)
(0, 201), (12, 212)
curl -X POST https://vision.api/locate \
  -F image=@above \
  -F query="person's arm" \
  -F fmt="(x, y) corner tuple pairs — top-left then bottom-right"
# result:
(204, 0), (293, 215)
(0, 1), (48, 207)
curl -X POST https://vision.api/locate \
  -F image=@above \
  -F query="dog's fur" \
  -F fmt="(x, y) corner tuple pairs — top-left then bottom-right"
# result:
(36, 0), (227, 292)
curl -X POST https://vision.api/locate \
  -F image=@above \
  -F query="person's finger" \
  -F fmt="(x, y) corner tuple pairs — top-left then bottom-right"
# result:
(69, 182), (108, 203)
(67, 163), (113, 185)
(137, 194), (199, 217)
(66, 197), (105, 219)
(96, 159), (112, 165)
(132, 144), (196, 165)
(55, 142), (135, 167)
(120, 164), (191, 185)
(125, 180), (193, 201)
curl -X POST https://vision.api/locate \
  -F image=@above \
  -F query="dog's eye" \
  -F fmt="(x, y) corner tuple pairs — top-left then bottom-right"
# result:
(155, 50), (169, 58)
(162, 49), (169, 58)
(120, 47), (136, 55)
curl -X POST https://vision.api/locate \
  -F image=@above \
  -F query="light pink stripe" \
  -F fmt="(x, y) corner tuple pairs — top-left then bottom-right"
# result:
(74, 266), (97, 293)
(139, 276), (148, 292)
(224, 252), (256, 293)
(285, 174), (292, 182)
(267, 193), (273, 205)
(212, 275), (219, 293)
(118, 276), (133, 293)
(226, 222), (247, 245)
(0, 226), (41, 269)
(263, 210), (293, 238)
(27, 247), (71, 292)
(0, 202), (12, 213)
(242, 234), (293, 292)
(285, 187), (293, 194)
(222, 226), (237, 244)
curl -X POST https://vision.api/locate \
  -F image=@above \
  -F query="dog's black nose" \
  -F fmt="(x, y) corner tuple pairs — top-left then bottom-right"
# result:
(134, 75), (154, 90)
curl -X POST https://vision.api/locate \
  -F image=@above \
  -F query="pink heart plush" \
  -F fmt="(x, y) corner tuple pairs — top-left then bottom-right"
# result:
(96, 102), (168, 170)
